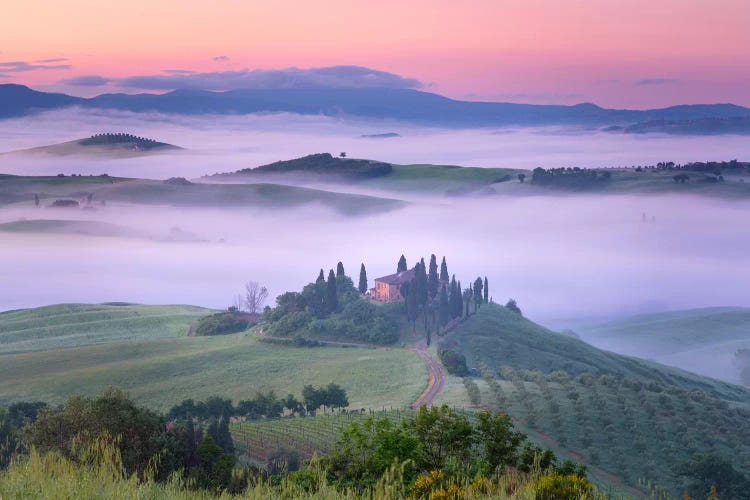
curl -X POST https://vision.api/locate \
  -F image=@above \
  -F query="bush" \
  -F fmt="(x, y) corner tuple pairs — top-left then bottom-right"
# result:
(267, 446), (300, 475)
(268, 311), (312, 337)
(195, 311), (251, 336)
(534, 473), (593, 500)
(438, 348), (469, 376)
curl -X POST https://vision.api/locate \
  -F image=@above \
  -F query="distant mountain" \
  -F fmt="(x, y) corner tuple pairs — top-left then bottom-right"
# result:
(2, 84), (750, 128)
(0, 84), (84, 118)
(2, 133), (181, 157)
(619, 116), (750, 135)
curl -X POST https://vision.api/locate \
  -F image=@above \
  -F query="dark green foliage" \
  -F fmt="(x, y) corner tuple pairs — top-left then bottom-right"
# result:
(450, 276), (462, 319)
(24, 388), (165, 476)
(336, 262), (345, 278)
(358, 264), (368, 294)
(326, 270), (339, 314)
(266, 265), (399, 344)
(0, 408), (17, 469)
(302, 383), (349, 413)
(438, 347), (469, 376)
(463, 378), (481, 406)
(483, 276), (488, 303)
(476, 411), (525, 471)
(677, 453), (750, 499)
(206, 417), (234, 455)
(195, 310), (251, 336)
(397, 254), (407, 273)
(317, 269), (325, 283)
(439, 284), (450, 327)
(505, 299), (522, 315)
(440, 256), (449, 282)
(267, 446), (300, 475)
(193, 436), (237, 491)
(79, 133), (171, 149)
(415, 259), (428, 306)
(8, 401), (47, 428)
(428, 254), (439, 299)
(473, 277), (484, 311)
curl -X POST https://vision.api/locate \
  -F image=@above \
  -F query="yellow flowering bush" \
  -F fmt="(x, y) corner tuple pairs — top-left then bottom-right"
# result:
(534, 473), (593, 500)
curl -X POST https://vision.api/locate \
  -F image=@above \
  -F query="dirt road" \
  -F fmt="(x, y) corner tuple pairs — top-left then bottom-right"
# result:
(411, 341), (445, 408)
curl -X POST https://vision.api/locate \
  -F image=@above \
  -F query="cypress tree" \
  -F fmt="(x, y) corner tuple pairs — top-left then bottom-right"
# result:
(457, 280), (463, 317)
(397, 254), (407, 273)
(440, 257), (448, 282)
(428, 254), (439, 299)
(464, 287), (472, 317)
(358, 264), (368, 294)
(439, 284), (450, 326)
(406, 282), (418, 331)
(416, 258), (428, 306)
(326, 269), (338, 313)
(484, 276), (489, 303)
(336, 261), (345, 278)
(473, 277), (484, 311)
(316, 269), (325, 283)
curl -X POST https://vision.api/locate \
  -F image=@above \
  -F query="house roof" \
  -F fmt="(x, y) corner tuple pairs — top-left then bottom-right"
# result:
(374, 267), (416, 286)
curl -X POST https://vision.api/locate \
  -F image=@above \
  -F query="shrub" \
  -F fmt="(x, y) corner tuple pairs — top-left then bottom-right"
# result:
(195, 311), (251, 336)
(534, 473), (593, 500)
(438, 348), (468, 376)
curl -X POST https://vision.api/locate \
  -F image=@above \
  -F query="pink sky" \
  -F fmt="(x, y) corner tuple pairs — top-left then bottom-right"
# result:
(1, 0), (749, 108)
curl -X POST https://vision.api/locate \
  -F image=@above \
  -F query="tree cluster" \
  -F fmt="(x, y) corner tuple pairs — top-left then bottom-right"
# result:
(265, 262), (399, 344)
(531, 167), (612, 187)
(322, 405), (586, 490)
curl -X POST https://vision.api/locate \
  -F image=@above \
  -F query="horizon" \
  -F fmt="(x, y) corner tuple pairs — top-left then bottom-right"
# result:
(1, 0), (749, 109)
(4, 80), (748, 112)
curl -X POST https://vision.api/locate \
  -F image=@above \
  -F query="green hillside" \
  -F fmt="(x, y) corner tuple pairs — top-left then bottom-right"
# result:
(2, 133), (180, 158)
(0, 303), (213, 354)
(574, 307), (750, 355)
(442, 304), (750, 496)
(0, 219), (144, 238)
(0, 304), (425, 411)
(572, 307), (750, 384)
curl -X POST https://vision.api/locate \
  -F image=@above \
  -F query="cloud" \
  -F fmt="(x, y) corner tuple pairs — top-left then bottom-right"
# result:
(636, 78), (680, 86)
(213, 56), (230, 62)
(61, 75), (112, 86)
(0, 60), (71, 72)
(35, 58), (69, 63)
(108, 65), (423, 91)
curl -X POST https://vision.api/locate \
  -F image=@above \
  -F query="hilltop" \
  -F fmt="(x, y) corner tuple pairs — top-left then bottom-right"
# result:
(2, 83), (750, 131)
(210, 153), (750, 198)
(2, 132), (181, 158)
(439, 304), (750, 496)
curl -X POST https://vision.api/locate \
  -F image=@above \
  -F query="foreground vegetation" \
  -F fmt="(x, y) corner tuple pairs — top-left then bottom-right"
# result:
(443, 305), (750, 497)
(1, 390), (600, 499)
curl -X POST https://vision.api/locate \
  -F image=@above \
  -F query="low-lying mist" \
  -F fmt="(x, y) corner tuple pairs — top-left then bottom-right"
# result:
(1, 194), (748, 326)
(2, 108), (750, 178)
(2, 108), (750, 384)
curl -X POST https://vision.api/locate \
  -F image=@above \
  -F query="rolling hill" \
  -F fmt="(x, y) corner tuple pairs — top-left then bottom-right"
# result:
(2, 133), (181, 158)
(0, 303), (425, 411)
(0, 174), (405, 216)
(3, 83), (750, 130)
(573, 307), (750, 384)
(439, 304), (750, 496)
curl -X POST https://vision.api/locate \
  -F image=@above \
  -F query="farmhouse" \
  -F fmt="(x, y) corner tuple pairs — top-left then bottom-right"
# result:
(371, 268), (415, 302)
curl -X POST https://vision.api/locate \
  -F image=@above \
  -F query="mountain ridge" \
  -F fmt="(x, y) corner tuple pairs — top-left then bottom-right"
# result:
(3, 84), (750, 128)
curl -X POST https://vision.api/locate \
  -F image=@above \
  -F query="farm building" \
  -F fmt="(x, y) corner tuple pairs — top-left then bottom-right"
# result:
(370, 268), (415, 302)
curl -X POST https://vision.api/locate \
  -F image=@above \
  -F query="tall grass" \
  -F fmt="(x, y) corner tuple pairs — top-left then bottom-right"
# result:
(0, 441), (603, 499)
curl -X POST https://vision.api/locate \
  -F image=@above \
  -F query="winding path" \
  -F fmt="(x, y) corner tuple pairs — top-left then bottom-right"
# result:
(411, 341), (445, 408)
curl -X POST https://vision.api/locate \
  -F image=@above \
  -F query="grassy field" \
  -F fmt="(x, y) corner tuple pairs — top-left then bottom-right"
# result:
(0, 303), (213, 354)
(360, 164), (521, 193)
(0, 304), (425, 411)
(441, 304), (750, 496)
(0, 174), (130, 205)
